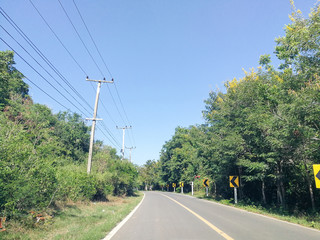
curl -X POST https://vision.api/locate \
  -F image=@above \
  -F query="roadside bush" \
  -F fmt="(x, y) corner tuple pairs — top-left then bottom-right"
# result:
(55, 165), (97, 201)
(93, 172), (114, 201)
(109, 160), (138, 196)
(0, 111), (57, 218)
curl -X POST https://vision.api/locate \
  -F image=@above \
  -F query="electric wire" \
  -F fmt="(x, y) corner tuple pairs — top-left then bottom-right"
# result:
(72, 0), (136, 145)
(72, 0), (113, 78)
(96, 125), (121, 149)
(27, 0), (88, 76)
(26, 75), (119, 150)
(57, 0), (105, 78)
(1, 37), (88, 116)
(3, 2), (135, 153)
(0, 7), (94, 114)
(100, 121), (122, 148)
(29, 0), (103, 117)
(1, 7), (123, 151)
(62, 0), (132, 144)
(25, 77), (70, 111)
(0, 25), (92, 116)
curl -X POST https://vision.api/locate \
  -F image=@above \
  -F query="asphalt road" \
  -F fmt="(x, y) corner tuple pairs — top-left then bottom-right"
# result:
(109, 191), (320, 240)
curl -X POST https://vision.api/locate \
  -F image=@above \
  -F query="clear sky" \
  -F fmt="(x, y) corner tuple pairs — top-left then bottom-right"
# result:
(0, 0), (317, 166)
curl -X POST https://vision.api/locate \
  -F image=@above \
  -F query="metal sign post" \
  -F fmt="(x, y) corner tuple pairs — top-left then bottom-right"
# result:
(203, 179), (209, 197)
(229, 176), (239, 204)
(172, 183), (176, 192)
(180, 182), (184, 194)
(191, 181), (194, 196)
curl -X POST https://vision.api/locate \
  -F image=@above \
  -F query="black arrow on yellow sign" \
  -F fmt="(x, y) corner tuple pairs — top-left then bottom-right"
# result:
(203, 179), (209, 187)
(313, 164), (320, 188)
(230, 176), (239, 188)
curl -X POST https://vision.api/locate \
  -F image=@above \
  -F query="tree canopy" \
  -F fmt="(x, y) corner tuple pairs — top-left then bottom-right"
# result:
(141, 1), (320, 213)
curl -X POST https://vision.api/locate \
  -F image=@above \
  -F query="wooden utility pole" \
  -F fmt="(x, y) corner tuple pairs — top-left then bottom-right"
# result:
(116, 126), (132, 159)
(86, 77), (113, 174)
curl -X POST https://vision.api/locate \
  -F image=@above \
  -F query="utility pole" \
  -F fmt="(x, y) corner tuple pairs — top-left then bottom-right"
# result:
(125, 146), (136, 162)
(116, 126), (132, 159)
(86, 77), (113, 174)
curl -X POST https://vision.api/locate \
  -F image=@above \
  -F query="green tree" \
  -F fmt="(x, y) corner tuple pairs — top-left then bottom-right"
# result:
(0, 51), (28, 109)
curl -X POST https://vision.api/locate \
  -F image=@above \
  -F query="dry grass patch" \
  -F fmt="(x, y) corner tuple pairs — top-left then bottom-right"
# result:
(1, 192), (143, 240)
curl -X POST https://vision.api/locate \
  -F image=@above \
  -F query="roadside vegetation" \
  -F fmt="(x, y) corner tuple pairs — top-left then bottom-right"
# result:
(1, 193), (143, 240)
(138, 0), (320, 226)
(0, 52), (139, 235)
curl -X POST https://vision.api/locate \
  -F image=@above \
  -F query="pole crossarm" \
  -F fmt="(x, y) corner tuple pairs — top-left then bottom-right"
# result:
(86, 76), (114, 84)
(125, 146), (136, 150)
(86, 118), (103, 121)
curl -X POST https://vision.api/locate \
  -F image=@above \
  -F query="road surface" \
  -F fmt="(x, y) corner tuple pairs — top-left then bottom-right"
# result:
(108, 191), (320, 240)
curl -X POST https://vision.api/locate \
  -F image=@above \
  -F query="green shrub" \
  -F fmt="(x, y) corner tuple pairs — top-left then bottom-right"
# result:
(93, 172), (114, 200)
(56, 165), (97, 201)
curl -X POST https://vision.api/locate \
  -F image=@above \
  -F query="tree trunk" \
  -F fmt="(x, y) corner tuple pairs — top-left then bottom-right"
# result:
(304, 162), (315, 211)
(276, 165), (283, 206)
(238, 167), (243, 199)
(262, 180), (267, 205)
(279, 163), (286, 209)
(308, 179), (315, 211)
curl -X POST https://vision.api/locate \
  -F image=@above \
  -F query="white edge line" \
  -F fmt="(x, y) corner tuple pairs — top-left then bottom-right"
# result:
(102, 192), (146, 240)
(195, 195), (320, 233)
(163, 191), (320, 233)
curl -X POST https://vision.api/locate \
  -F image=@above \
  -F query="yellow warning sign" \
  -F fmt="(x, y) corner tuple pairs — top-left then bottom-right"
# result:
(229, 176), (239, 188)
(313, 164), (320, 188)
(203, 179), (209, 187)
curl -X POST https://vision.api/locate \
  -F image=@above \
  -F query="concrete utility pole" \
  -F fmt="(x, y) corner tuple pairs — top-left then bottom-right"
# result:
(86, 77), (113, 174)
(125, 146), (136, 162)
(117, 126), (132, 159)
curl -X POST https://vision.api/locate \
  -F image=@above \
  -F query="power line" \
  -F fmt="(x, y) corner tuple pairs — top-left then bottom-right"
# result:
(71, 0), (135, 145)
(1, 37), (88, 116)
(27, 0), (88, 76)
(1, 5), (127, 155)
(104, 85), (127, 126)
(57, 0), (105, 78)
(96, 125), (120, 149)
(114, 82), (136, 146)
(72, 0), (113, 78)
(25, 77), (70, 111)
(0, 25), (92, 116)
(100, 121), (122, 148)
(0, 7), (94, 114)
(57, 0), (130, 141)
(26, 76), (119, 151)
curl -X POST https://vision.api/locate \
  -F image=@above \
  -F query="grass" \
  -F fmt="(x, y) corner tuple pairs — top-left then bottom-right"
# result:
(186, 191), (320, 230)
(0, 192), (143, 240)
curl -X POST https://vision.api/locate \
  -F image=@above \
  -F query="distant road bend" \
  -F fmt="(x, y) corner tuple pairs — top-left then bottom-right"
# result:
(106, 191), (320, 240)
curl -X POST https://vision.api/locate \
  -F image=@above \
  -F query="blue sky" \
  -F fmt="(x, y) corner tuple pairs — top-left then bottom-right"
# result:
(0, 0), (317, 166)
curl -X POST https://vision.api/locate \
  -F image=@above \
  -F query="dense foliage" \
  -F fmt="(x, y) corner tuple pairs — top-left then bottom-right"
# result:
(140, 2), (320, 213)
(0, 51), (138, 220)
